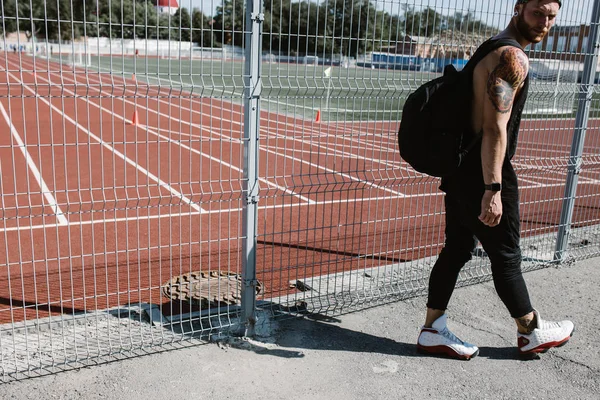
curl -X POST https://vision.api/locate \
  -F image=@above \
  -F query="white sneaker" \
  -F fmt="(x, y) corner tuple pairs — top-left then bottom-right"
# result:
(417, 314), (479, 360)
(517, 310), (574, 355)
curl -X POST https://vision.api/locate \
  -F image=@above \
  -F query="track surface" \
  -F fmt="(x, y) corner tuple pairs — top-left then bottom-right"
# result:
(1, 52), (599, 323)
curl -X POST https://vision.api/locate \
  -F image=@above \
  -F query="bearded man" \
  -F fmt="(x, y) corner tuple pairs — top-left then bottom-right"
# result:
(417, 0), (574, 360)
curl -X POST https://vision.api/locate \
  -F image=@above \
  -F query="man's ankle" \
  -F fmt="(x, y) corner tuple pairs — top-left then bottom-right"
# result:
(424, 308), (445, 328)
(516, 312), (537, 334)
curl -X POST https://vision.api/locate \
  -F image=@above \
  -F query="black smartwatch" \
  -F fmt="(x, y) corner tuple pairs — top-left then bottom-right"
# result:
(484, 183), (502, 192)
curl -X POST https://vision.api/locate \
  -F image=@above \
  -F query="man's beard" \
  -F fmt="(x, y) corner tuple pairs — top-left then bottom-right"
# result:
(516, 15), (546, 43)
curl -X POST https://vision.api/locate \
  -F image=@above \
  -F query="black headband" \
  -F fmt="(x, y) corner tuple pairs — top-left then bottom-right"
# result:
(517, 0), (562, 7)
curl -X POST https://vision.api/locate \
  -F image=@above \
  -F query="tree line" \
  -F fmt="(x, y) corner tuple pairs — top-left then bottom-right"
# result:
(0, 0), (214, 45)
(1, 0), (497, 56)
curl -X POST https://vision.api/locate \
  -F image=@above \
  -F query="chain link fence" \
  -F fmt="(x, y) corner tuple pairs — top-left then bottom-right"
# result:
(0, 0), (599, 381)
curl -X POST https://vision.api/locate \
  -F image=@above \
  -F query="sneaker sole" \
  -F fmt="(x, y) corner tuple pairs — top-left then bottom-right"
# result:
(417, 344), (479, 361)
(518, 327), (575, 356)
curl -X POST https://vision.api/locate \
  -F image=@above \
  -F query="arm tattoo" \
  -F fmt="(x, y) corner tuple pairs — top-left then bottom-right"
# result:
(486, 48), (528, 114)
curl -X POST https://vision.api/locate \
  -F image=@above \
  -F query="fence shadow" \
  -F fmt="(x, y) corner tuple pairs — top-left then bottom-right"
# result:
(0, 296), (86, 317)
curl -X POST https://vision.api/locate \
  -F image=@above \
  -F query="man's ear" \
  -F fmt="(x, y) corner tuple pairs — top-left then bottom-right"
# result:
(514, 3), (524, 16)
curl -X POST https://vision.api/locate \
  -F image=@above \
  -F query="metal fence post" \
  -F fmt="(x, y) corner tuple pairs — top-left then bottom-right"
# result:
(240, 0), (263, 337)
(554, 0), (600, 262)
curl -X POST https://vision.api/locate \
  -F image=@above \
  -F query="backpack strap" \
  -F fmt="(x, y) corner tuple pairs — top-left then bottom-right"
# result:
(463, 37), (525, 74)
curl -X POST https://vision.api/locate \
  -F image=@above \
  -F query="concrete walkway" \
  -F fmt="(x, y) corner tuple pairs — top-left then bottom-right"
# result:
(3, 257), (599, 399)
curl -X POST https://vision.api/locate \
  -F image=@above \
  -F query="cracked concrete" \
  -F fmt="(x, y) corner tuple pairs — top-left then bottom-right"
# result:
(1, 257), (598, 399)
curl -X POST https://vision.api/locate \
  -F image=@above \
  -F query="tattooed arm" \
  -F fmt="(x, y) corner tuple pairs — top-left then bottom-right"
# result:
(478, 47), (529, 227)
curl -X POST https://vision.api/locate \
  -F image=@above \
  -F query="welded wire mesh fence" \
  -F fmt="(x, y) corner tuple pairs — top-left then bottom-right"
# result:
(0, 0), (599, 380)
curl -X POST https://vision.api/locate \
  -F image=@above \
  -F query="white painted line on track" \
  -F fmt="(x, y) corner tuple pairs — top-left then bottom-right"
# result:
(263, 131), (403, 168)
(517, 177), (545, 186)
(520, 182), (570, 190)
(578, 176), (600, 185)
(25, 62), (314, 204)
(3, 177), (587, 234)
(92, 65), (402, 157)
(0, 192), (441, 233)
(29, 63), (316, 205)
(259, 145), (407, 197)
(0, 101), (69, 225)
(78, 61), (402, 153)
(9, 57), (594, 233)
(3, 66), (206, 214)
(22, 59), (565, 201)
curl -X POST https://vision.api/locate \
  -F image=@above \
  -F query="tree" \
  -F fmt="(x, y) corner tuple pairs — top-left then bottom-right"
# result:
(1, 0), (19, 36)
(329, 0), (382, 56)
(0, 0), (86, 41)
(286, 1), (321, 55)
(213, 0), (245, 47)
(0, 0), (166, 41)
(174, 7), (191, 42)
(134, 1), (159, 39)
(401, 5), (444, 37)
(191, 9), (216, 48)
(262, 0), (292, 53)
(0, 0), (498, 51)
(92, 0), (158, 39)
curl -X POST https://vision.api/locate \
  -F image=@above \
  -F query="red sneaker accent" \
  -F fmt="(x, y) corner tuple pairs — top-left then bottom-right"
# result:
(519, 336), (571, 354)
(518, 336), (530, 348)
(417, 343), (478, 360)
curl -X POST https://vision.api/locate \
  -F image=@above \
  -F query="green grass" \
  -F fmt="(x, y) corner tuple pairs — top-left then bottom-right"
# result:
(56, 54), (599, 122)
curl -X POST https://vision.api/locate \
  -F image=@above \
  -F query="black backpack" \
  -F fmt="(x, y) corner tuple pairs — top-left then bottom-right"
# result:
(398, 38), (524, 177)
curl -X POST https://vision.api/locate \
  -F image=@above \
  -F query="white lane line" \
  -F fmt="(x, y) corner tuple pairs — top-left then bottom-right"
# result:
(95, 62), (321, 112)
(80, 62), (402, 153)
(579, 176), (600, 185)
(35, 69), (315, 205)
(3, 69), (206, 214)
(0, 191), (444, 233)
(21, 59), (582, 198)
(35, 66), (406, 197)
(47, 60), (402, 160)
(263, 130), (405, 170)
(5, 177), (596, 234)
(78, 61), (592, 147)
(520, 182), (569, 190)
(0, 101), (69, 225)
(517, 177), (545, 186)
(261, 145), (406, 197)
(137, 124), (318, 205)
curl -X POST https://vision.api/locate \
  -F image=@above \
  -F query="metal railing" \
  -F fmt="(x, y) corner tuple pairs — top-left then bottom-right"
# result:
(0, 0), (599, 381)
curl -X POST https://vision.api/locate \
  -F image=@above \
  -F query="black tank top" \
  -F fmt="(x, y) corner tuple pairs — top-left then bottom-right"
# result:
(440, 37), (530, 194)
(463, 37), (530, 160)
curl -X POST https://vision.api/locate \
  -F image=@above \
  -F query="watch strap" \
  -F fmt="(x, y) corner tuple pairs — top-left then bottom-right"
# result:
(484, 183), (502, 191)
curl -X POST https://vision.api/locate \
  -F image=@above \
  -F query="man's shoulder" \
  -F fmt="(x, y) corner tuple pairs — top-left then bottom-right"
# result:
(478, 45), (529, 73)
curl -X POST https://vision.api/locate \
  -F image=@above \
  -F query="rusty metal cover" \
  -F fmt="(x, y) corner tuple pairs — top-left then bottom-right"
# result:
(161, 271), (263, 309)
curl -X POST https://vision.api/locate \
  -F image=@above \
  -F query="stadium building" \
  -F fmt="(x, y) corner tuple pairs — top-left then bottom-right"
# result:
(155, 0), (179, 15)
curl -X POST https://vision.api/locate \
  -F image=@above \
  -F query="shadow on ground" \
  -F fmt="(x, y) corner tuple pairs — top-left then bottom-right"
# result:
(234, 313), (536, 362)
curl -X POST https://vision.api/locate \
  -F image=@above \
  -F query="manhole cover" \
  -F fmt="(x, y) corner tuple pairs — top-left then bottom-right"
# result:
(161, 271), (263, 309)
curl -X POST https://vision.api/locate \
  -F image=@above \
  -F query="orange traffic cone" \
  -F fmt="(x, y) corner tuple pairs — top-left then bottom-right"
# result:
(315, 110), (321, 123)
(130, 109), (139, 126)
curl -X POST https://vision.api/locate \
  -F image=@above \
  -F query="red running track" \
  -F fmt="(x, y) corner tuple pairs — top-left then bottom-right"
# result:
(0, 52), (599, 324)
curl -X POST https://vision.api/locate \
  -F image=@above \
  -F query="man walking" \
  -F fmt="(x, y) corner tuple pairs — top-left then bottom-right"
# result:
(417, 0), (574, 360)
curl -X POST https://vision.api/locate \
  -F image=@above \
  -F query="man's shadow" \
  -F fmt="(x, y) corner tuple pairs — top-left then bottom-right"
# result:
(243, 311), (530, 361)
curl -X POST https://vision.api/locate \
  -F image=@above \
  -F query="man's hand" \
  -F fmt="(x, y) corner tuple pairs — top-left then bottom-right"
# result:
(479, 191), (502, 227)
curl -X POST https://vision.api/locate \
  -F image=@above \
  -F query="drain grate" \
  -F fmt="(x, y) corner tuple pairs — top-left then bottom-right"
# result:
(161, 271), (263, 309)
